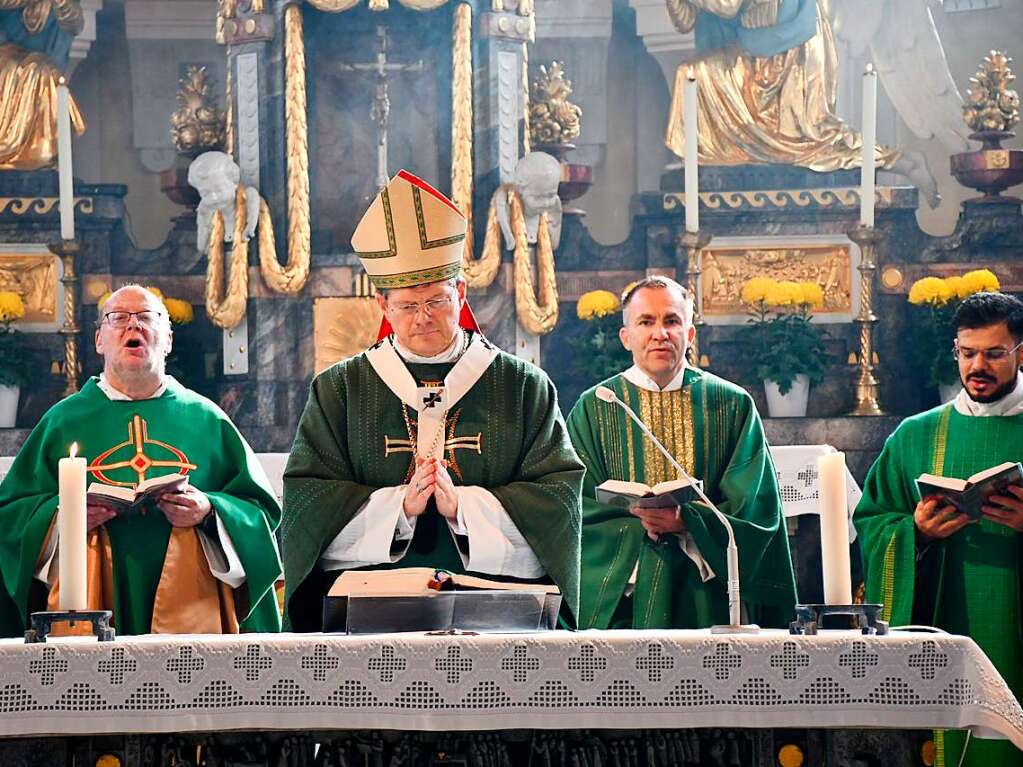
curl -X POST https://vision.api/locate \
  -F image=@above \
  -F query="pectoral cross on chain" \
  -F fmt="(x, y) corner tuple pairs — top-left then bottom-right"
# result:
(338, 25), (424, 191)
(385, 407), (482, 482)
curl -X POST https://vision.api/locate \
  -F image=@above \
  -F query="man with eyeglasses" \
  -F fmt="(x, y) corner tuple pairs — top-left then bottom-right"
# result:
(282, 171), (584, 631)
(856, 291), (1023, 767)
(0, 285), (283, 637)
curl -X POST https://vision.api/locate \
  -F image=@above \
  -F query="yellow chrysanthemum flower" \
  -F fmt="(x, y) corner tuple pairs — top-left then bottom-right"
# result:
(907, 277), (952, 306)
(163, 297), (194, 325)
(577, 290), (621, 320)
(961, 269), (1000, 295)
(798, 282), (825, 309)
(740, 277), (776, 305)
(0, 291), (25, 323)
(765, 280), (803, 307)
(943, 275), (970, 300)
(144, 286), (164, 300)
(96, 290), (112, 310)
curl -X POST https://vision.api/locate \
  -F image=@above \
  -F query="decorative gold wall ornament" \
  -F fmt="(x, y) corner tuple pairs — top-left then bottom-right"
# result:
(170, 66), (226, 157)
(0, 253), (58, 323)
(451, 2), (474, 268)
(0, 0), (83, 36)
(0, 196), (93, 216)
(313, 296), (383, 374)
(699, 244), (853, 316)
(663, 187), (893, 212)
(528, 61), (581, 146)
(205, 187), (249, 329)
(963, 51), (1019, 134)
(880, 266), (903, 290)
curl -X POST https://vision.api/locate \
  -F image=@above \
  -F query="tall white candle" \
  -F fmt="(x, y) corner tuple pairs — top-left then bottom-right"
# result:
(859, 64), (877, 228)
(57, 442), (87, 611)
(56, 77), (75, 241)
(684, 68), (699, 233)
(818, 451), (852, 605)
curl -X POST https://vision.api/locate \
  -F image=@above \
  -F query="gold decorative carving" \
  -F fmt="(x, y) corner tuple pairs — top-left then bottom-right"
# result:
(985, 150), (1010, 169)
(699, 244), (853, 316)
(529, 61), (581, 145)
(0, 253), (57, 323)
(451, 2), (474, 270)
(0, 197), (93, 216)
(0, 0), (83, 36)
(313, 297), (383, 374)
(880, 266), (903, 290)
(663, 188), (893, 212)
(306, 0), (448, 9)
(170, 66), (226, 156)
(963, 51), (1019, 134)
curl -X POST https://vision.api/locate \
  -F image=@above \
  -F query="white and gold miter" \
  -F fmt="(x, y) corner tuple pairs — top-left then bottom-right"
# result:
(351, 170), (466, 289)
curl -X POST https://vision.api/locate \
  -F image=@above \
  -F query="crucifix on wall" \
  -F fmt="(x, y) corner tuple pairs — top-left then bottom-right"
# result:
(338, 25), (424, 192)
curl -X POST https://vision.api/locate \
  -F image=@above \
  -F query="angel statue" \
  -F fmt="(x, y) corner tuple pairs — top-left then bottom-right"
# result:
(665, 0), (970, 207)
(188, 151), (259, 256)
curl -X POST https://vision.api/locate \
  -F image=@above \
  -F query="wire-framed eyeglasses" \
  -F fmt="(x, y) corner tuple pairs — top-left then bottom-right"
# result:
(101, 310), (167, 329)
(952, 339), (1023, 363)
(388, 296), (454, 317)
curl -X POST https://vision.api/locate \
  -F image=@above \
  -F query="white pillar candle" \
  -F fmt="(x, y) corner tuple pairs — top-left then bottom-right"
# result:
(57, 442), (87, 611)
(683, 68), (699, 233)
(56, 77), (75, 241)
(859, 64), (877, 228)
(818, 451), (852, 605)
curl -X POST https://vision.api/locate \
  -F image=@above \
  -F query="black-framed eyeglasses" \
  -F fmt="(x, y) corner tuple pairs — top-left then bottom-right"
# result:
(952, 339), (1023, 363)
(101, 310), (166, 329)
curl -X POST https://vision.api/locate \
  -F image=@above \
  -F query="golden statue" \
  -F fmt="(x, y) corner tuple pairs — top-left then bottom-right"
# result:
(0, 0), (86, 170)
(665, 0), (971, 207)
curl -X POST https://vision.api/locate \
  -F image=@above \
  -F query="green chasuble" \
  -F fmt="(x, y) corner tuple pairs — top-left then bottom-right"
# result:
(282, 339), (585, 631)
(0, 377), (283, 636)
(566, 368), (796, 630)
(855, 404), (1023, 767)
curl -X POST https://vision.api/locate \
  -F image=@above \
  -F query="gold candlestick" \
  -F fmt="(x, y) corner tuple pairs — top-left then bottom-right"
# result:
(676, 229), (712, 366)
(847, 225), (885, 416)
(47, 239), (82, 396)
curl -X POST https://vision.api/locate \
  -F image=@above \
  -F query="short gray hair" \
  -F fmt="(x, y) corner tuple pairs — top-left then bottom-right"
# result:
(621, 275), (693, 323)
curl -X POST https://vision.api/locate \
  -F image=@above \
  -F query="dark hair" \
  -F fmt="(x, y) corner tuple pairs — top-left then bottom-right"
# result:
(621, 276), (692, 318)
(953, 291), (1023, 342)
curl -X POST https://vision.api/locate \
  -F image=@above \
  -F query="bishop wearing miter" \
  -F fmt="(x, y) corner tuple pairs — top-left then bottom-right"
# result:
(281, 170), (584, 631)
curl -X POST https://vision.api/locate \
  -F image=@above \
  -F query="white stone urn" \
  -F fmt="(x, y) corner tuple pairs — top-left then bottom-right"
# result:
(0, 384), (19, 428)
(764, 374), (810, 418)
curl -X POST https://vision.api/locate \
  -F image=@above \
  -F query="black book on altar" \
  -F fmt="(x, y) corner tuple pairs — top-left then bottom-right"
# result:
(915, 461), (1023, 521)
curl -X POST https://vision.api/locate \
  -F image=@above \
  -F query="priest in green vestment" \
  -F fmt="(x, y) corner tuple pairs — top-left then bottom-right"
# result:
(567, 276), (796, 629)
(856, 292), (1023, 767)
(282, 170), (584, 631)
(0, 285), (283, 636)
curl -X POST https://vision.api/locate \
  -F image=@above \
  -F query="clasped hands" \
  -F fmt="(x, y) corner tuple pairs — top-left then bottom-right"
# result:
(403, 456), (459, 521)
(86, 485), (213, 531)
(629, 503), (686, 542)
(915, 484), (1023, 541)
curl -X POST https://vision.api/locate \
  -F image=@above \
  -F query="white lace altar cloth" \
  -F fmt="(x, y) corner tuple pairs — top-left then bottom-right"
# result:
(0, 630), (1020, 747)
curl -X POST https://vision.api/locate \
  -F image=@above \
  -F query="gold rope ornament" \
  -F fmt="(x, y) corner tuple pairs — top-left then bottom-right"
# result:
(451, 2), (474, 276)
(206, 186), (249, 329)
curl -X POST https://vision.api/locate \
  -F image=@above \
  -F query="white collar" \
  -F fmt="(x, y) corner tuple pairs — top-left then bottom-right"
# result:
(622, 364), (689, 393)
(953, 370), (1023, 417)
(97, 373), (169, 401)
(392, 330), (468, 364)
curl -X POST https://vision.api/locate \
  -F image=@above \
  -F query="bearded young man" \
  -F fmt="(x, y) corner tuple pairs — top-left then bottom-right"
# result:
(566, 276), (795, 629)
(281, 171), (583, 631)
(0, 285), (282, 637)
(856, 291), (1023, 767)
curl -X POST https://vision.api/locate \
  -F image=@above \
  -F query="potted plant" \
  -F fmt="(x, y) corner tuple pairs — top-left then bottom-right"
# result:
(739, 278), (829, 417)
(569, 289), (631, 384)
(906, 269), (1001, 402)
(0, 291), (29, 428)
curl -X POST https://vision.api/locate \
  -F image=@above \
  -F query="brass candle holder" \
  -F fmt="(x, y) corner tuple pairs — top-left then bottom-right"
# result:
(47, 239), (82, 397)
(846, 225), (885, 416)
(676, 229), (712, 367)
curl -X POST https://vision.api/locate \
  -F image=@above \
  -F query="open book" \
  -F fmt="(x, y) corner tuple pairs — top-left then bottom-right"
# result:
(324, 567), (561, 634)
(87, 473), (189, 516)
(596, 477), (703, 509)
(915, 461), (1023, 521)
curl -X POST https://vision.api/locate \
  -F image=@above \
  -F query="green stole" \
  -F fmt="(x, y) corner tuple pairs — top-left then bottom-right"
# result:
(567, 369), (796, 630)
(856, 404), (1023, 767)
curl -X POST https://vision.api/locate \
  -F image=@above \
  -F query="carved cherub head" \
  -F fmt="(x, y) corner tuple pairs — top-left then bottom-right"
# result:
(513, 152), (561, 217)
(188, 151), (240, 209)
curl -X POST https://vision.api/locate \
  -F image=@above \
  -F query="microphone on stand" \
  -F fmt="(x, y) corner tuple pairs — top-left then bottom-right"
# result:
(595, 385), (758, 633)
